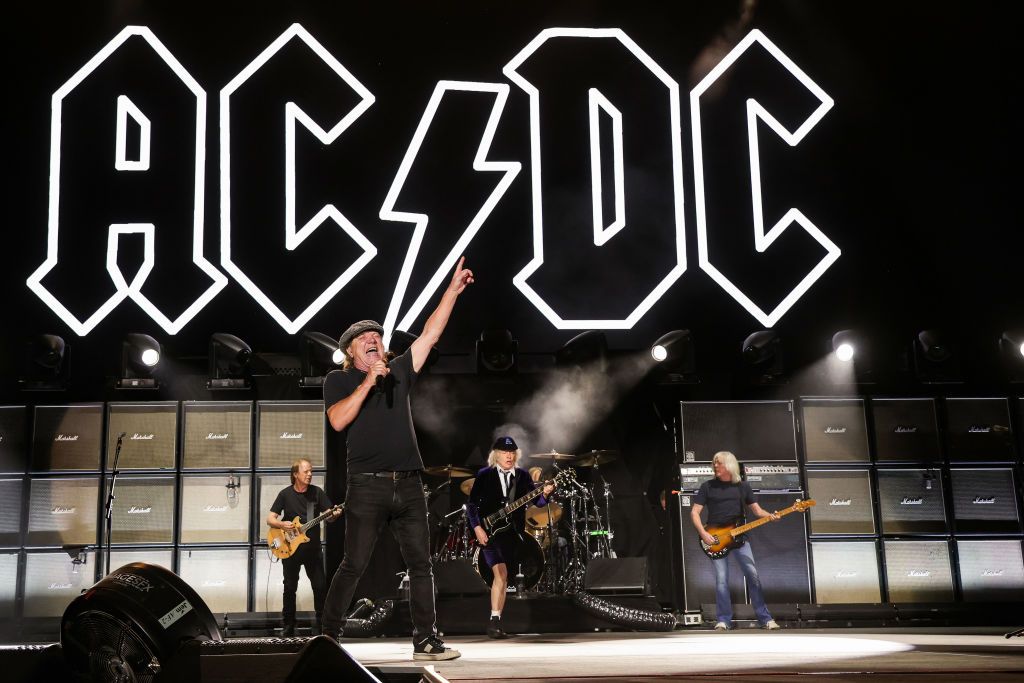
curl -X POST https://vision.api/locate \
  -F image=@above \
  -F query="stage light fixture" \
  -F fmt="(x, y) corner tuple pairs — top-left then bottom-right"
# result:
(650, 329), (696, 382)
(19, 334), (69, 390)
(742, 330), (783, 381)
(299, 331), (343, 388)
(999, 330), (1024, 382)
(555, 330), (608, 372)
(832, 330), (856, 362)
(1001, 330), (1024, 359)
(118, 333), (162, 389)
(913, 329), (962, 383)
(208, 332), (252, 389)
(477, 328), (518, 375)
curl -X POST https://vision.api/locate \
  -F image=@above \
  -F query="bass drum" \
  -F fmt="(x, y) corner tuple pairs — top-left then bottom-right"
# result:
(472, 533), (544, 590)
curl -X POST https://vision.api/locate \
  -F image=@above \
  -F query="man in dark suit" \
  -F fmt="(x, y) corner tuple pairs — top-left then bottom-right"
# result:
(467, 436), (554, 638)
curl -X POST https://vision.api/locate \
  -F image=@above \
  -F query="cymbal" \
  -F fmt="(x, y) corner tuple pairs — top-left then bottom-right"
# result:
(422, 465), (475, 478)
(459, 478), (475, 495)
(572, 450), (619, 467)
(529, 450), (576, 460)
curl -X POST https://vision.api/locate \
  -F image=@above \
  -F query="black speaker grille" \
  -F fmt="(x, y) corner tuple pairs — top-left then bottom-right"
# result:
(810, 541), (881, 603)
(0, 552), (17, 618)
(805, 470), (875, 535)
(182, 402), (252, 469)
(180, 474), (251, 543)
(950, 468), (1021, 533)
(177, 547), (250, 613)
(105, 476), (175, 544)
(0, 478), (23, 545)
(27, 476), (99, 546)
(257, 402), (326, 468)
(801, 399), (870, 463)
(107, 403), (178, 470)
(871, 398), (940, 462)
(680, 401), (796, 462)
(0, 406), (28, 474)
(876, 469), (947, 534)
(32, 404), (103, 471)
(23, 550), (97, 617)
(945, 398), (1016, 463)
(956, 539), (1024, 601)
(883, 540), (954, 602)
(746, 492), (811, 603)
(677, 493), (744, 610)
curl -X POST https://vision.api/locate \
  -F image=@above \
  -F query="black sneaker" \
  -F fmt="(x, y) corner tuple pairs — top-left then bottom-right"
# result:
(281, 623), (296, 638)
(487, 616), (509, 639)
(413, 634), (461, 661)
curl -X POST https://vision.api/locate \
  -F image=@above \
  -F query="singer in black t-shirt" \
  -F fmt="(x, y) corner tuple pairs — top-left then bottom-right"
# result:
(267, 458), (340, 636)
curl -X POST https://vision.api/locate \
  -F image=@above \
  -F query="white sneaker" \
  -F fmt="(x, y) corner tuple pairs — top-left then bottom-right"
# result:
(763, 619), (780, 630)
(713, 622), (728, 631)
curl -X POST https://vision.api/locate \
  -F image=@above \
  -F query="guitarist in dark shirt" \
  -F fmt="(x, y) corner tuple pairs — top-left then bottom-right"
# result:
(467, 436), (554, 638)
(690, 451), (779, 631)
(267, 458), (342, 636)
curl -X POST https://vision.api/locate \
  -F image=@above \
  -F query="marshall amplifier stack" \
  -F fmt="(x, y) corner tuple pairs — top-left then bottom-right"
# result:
(679, 401), (797, 463)
(182, 401), (252, 470)
(871, 398), (940, 463)
(256, 401), (326, 468)
(944, 398), (1015, 463)
(106, 402), (178, 470)
(742, 464), (801, 492)
(801, 399), (870, 463)
(31, 404), (103, 471)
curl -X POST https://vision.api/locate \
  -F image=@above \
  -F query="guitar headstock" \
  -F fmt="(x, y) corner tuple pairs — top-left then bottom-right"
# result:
(794, 499), (816, 512)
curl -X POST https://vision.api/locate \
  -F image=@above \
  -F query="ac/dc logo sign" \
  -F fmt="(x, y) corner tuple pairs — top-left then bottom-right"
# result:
(27, 25), (838, 338)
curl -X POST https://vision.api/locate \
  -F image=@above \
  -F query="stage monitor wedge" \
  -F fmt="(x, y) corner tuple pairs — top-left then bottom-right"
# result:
(944, 398), (1016, 463)
(32, 404), (103, 471)
(679, 401), (796, 463)
(257, 401), (326, 468)
(106, 402), (178, 470)
(0, 406), (28, 473)
(801, 398), (870, 463)
(871, 398), (940, 463)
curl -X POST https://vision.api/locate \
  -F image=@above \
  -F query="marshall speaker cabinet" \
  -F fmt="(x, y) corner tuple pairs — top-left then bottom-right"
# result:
(804, 470), (876, 535)
(679, 401), (797, 463)
(177, 547), (250, 613)
(0, 551), (17, 617)
(256, 401), (326, 468)
(0, 477), (24, 546)
(944, 398), (1016, 463)
(32, 404), (104, 471)
(745, 491), (812, 604)
(180, 473), (252, 544)
(801, 398), (870, 463)
(182, 401), (252, 470)
(23, 549), (97, 617)
(871, 398), (940, 463)
(0, 406), (28, 473)
(882, 540), (955, 602)
(106, 402), (178, 470)
(26, 476), (100, 547)
(955, 539), (1024, 601)
(104, 475), (176, 544)
(949, 468), (1022, 534)
(876, 468), (947, 535)
(676, 492), (744, 611)
(810, 540), (882, 603)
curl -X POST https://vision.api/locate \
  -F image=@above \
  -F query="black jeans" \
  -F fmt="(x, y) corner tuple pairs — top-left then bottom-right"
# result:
(321, 473), (437, 640)
(281, 541), (327, 625)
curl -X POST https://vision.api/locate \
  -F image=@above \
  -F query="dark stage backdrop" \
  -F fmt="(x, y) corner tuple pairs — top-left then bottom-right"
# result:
(1, 0), (1020, 398)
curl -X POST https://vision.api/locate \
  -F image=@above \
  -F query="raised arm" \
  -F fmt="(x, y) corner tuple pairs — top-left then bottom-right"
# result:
(410, 256), (474, 373)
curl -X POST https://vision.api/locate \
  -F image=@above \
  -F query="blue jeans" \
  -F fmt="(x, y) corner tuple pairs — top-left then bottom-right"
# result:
(321, 473), (437, 640)
(712, 542), (772, 626)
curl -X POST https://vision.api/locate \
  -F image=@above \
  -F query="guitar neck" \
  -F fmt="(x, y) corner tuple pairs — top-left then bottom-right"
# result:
(731, 504), (798, 538)
(300, 504), (343, 534)
(486, 486), (543, 526)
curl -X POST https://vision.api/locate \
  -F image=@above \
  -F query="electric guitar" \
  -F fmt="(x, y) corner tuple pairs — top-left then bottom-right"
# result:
(482, 468), (574, 537)
(700, 499), (815, 559)
(267, 504), (344, 560)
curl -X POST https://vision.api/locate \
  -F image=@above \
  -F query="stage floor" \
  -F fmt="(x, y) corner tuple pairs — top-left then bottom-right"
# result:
(353, 627), (1024, 682)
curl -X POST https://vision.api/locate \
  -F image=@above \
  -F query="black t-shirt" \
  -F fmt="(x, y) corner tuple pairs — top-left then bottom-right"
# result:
(694, 478), (755, 527)
(269, 484), (334, 544)
(322, 349), (423, 473)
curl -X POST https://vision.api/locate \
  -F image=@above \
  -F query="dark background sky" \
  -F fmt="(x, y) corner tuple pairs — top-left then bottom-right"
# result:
(2, 1), (1021, 400)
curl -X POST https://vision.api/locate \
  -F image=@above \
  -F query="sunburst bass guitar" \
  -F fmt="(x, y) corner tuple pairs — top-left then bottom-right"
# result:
(268, 504), (344, 560)
(700, 499), (815, 559)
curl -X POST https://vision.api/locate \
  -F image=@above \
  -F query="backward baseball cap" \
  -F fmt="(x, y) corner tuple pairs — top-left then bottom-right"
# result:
(339, 320), (384, 353)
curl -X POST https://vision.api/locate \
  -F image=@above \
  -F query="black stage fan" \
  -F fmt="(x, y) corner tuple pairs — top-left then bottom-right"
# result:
(61, 562), (222, 682)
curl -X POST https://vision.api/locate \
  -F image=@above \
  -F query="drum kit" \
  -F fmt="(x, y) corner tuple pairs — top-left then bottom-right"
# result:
(424, 449), (620, 595)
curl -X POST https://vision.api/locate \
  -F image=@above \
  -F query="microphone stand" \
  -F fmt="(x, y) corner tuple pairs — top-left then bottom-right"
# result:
(103, 432), (126, 577)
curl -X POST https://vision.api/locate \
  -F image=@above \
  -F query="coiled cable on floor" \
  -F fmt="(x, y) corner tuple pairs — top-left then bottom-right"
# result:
(572, 591), (677, 631)
(342, 599), (396, 637)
